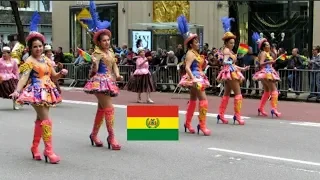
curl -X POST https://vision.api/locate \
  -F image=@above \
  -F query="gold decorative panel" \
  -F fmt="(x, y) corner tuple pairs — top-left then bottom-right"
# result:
(153, 1), (190, 34)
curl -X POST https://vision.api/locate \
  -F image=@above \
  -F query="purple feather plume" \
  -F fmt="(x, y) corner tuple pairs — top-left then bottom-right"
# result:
(88, 0), (111, 31)
(252, 32), (260, 43)
(221, 17), (234, 32)
(29, 11), (41, 32)
(177, 15), (189, 35)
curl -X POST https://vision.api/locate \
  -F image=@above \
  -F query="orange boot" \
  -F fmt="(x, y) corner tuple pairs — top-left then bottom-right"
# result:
(270, 91), (281, 118)
(31, 119), (42, 160)
(105, 107), (121, 150)
(41, 119), (60, 164)
(233, 94), (245, 125)
(217, 96), (229, 124)
(258, 92), (270, 116)
(184, 100), (196, 133)
(197, 100), (211, 136)
(89, 108), (104, 147)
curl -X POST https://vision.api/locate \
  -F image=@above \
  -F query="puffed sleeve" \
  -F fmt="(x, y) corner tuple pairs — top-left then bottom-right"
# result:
(18, 60), (33, 74)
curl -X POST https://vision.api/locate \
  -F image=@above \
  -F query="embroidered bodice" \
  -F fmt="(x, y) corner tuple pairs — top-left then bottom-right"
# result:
(94, 48), (116, 75)
(0, 58), (19, 80)
(189, 50), (204, 77)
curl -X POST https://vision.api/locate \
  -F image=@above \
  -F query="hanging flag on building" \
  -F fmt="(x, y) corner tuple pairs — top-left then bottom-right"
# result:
(127, 106), (179, 141)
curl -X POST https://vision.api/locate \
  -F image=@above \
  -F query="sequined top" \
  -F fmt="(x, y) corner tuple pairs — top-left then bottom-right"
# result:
(0, 58), (19, 81)
(189, 50), (205, 77)
(93, 48), (116, 75)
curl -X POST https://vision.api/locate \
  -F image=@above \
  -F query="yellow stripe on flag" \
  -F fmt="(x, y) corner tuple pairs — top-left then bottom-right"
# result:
(127, 117), (179, 129)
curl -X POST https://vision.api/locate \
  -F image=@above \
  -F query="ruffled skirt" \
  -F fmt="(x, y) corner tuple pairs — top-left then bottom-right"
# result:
(0, 78), (18, 99)
(178, 73), (210, 90)
(253, 67), (280, 81)
(83, 73), (119, 97)
(16, 82), (62, 106)
(216, 65), (245, 82)
(125, 74), (156, 93)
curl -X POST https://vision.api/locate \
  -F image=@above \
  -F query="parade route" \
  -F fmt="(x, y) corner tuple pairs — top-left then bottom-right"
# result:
(1, 99), (320, 180)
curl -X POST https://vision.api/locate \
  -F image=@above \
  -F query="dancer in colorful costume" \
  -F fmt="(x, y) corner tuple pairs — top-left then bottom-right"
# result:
(252, 37), (281, 117)
(0, 46), (20, 109)
(10, 12), (68, 164)
(125, 47), (156, 103)
(81, 0), (122, 150)
(216, 17), (249, 125)
(176, 15), (211, 136)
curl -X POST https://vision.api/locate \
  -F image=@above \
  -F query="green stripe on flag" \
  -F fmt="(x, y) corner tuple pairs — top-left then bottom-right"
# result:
(127, 129), (179, 141)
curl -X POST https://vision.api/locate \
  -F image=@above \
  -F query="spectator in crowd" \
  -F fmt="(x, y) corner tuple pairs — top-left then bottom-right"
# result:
(175, 44), (184, 63)
(238, 47), (255, 94)
(287, 48), (304, 96)
(200, 43), (209, 57)
(166, 51), (178, 66)
(54, 47), (64, 63)
(308, 46), (320, 100)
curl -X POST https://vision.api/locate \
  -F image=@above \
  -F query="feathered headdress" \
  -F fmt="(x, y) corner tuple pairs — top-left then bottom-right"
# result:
(79, 0), (111, 45)
(177, 15), (198, 45)
(221, 17), (236, 41)
(251, 32), (260, 44)
(26, 11), (45, 43)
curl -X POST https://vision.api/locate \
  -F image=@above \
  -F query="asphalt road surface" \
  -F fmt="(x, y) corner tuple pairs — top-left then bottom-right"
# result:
(0, 99), (320, 180)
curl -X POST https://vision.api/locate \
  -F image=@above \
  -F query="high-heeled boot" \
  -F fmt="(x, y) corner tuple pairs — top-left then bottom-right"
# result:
(31, 119), (42, 160)
(197, 100), (211, 136)
(89, 108), (104, 147)
(233, 94), (245, 125)
(41, 119), (60, 164)
(270, 90), (281, 118)
(217, 96), (229, 124)
(258, 92), (270, 116)
(184, 100), (196, 133)
(105, 107), (121, 150)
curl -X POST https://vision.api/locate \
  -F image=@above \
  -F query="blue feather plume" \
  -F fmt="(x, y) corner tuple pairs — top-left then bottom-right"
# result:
(29, 11), (41, 32)
(252, 32), (260, 42)
(79, 18), (95, 30)
(221, 17), (234, 33)
(177, 15), (189, 36)
(88, 0), (111, 31)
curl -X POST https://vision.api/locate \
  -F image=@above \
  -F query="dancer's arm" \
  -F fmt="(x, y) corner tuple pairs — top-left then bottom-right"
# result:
(184, 52), (195, 80)
(14, 61), (32, 93)
(50, 59), (67, 80)
(12, 60), (19, 79)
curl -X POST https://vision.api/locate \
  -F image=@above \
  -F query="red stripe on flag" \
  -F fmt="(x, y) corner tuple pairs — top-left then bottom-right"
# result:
(127, 105), (179, 117)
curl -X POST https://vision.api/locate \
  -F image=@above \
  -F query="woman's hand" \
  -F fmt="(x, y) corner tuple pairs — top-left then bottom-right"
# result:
(91, 55), (97, 63)
(60, 69), (68, 75)
(116, 75), (123, 81)
(243, 65), (250, 71)
(9, 90), (20, 99)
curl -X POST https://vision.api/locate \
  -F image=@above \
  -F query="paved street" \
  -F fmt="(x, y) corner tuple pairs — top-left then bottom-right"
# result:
(1, 98), (320, 180)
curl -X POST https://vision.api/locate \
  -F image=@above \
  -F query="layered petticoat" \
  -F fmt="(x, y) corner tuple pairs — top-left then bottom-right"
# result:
(83, 73), (119, 97)
(253, 64), (280, 81)
(216, 65), (245, 82)
(16, 82), (62, 106)
(178, 73), (210, 90)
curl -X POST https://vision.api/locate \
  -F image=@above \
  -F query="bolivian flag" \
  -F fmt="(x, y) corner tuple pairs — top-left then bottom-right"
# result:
(127, 105), (179, 141)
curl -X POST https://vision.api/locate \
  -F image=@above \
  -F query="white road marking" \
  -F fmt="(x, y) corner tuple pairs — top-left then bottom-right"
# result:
(290, 122), (320, 127)
(62, 99), (251, 119)
(208, 147), (320, 167)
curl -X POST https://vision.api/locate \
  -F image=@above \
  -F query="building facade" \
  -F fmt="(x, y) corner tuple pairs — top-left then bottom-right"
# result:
(0, 1), (52, 44)
(52, 1), (228, 51)
(52, 1), (320, 52)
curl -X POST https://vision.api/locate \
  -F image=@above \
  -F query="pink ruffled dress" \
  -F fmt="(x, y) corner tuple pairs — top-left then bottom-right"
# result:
(178, 51), (210, 90)
(216, 51), (245, 82)
(0, 58), (19, 99)
(83, 51), (120, 97)
(253, 52), (280, 81)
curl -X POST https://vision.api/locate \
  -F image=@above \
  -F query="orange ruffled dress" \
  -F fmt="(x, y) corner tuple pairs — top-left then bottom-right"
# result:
(216, 51), (245, 82)
(253, 52), (280, 81)
(83, 49), (120, 97)
(16, 56), (62, 106)
(178, 50), (210, 90)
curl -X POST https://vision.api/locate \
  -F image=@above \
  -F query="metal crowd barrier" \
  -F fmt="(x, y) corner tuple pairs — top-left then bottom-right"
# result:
(59, 63), (320, 99)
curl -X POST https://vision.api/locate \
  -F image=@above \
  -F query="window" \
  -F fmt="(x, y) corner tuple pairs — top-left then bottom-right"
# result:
(18, 0), (30, 8)
(69, 3), (118, 51)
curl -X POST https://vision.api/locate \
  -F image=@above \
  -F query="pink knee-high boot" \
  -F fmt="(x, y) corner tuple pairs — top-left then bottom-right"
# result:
(89, 108), (105, 147)
(217, 96), (230, 124)
(233, 94), (245, 125)
(184, 100), (196, 133)
(197, 100), (211, 136)
(258, 92), (270, 116)
(270, 91), (281, 118)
